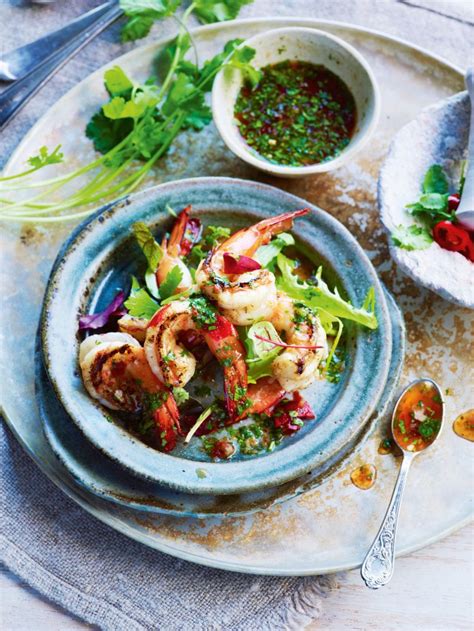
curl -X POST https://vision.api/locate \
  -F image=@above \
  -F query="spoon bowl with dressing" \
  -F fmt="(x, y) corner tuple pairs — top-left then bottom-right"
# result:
(361, 378), (445, 589)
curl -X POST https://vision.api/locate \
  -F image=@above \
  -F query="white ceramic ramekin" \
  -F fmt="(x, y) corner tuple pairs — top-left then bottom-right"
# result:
(212, 27), (381, 177)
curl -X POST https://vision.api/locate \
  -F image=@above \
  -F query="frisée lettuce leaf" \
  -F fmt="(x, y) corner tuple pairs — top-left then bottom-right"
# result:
(275, 254), (378, 330)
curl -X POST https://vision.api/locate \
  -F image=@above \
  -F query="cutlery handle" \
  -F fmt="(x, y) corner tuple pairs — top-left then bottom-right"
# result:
(0, 4), (122, 131)
(360, 454), (413, 589)
(0, 2), (117, 82)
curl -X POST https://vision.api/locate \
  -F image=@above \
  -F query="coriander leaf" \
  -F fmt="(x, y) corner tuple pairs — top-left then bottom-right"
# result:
(27, 145), (64, 169)
(276, 254), (378, 330)
(85, 110), (133, 153)
(161, 72), (196, 116)
(103, 96), (148, 120)
(255, 232), (294, 268)
(132, 222), (163, 270)
(391, 224), (433, 251)
(104, 66), (134, 97)
(121, 15), (155, 42)
(417, 193), (448, 211)
(172, 386), (189, 406)
(226, 44), (261, 87)
(182, 98), (212, 130)
(159, 265), (183, 300)
(423, 164), (448, 194)
(156, 34), (192, 83)
(202, 225), (230, 247)
(193, 0), (253, 24)
(124, 277), (160, 319)
(119, 0), (181, 42)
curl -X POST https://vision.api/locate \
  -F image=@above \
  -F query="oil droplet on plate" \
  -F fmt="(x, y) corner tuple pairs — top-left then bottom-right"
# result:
(350, 464), (377, 490)
(453, 409), (474, 442)
(196, 468), (208, 479)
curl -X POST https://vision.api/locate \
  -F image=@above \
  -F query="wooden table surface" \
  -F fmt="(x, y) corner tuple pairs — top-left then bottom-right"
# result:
(1, 1), (473, 629)
(2, 523), (472, 629)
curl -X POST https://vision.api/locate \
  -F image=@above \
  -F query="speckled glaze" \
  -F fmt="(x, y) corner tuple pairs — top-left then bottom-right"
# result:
(1, 19), (472, 575)
(379, 91), (474, 308)
(38, 289), (404, 518)
(41, 178), (392, 495)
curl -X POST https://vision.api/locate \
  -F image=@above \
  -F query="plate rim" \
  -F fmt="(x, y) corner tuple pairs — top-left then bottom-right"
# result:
(40, 175), (393, 494)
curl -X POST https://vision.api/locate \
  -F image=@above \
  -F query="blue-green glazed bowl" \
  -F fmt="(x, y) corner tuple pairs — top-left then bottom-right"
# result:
(41, 177), (392, 495)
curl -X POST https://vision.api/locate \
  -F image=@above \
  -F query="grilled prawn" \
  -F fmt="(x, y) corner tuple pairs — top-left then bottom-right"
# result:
(271, 293), (328, 391)
(195, 209), (309, 325)
(79, 333), (180, 451)
(144, 299), (248, 420)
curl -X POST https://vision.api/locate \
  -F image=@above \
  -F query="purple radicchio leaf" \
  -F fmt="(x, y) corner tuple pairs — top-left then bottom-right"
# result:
(78, 290), (126, 331)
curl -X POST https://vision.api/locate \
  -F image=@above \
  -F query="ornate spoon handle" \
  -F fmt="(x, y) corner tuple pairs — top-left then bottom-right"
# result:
(361, 453), (414, 589)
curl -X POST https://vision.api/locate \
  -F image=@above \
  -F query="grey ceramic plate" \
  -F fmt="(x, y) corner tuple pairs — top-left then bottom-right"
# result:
(38, 289), (404, 518)
(41, 177), (392, 495)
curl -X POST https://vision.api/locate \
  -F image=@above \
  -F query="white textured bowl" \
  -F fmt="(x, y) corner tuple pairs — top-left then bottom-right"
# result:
(379, 91), (474, 309)
(212, 27), (380, 177)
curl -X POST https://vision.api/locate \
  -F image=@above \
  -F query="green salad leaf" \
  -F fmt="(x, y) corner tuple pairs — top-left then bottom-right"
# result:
(159, 265), (184, 300)
(132, 222), (163, 271)
(391, 224), (433, 251)
(124, 276), (160, 318)
(255, 232), (294, 269)
(276, 254), (378, 330)
(244, 321), (283, 383)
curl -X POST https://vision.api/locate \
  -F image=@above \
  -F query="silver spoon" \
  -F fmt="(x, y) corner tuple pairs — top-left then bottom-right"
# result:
(456, 68), (474, 231)
(361, 378), (445, 589)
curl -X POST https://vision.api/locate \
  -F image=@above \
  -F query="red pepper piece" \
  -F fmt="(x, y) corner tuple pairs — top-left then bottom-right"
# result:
(432, 221), (470, 252)
(273, 392), (316, 435)
(447, 193), (460, 211)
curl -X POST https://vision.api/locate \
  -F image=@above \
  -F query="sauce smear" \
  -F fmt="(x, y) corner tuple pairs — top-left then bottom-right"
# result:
(453, 409), (474, 442)
(392, 381), (443, 452)
(234, 60), (356, 167)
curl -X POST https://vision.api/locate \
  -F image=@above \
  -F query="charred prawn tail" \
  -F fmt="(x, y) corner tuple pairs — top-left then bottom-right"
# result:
(255, 208), (310, 245)
(167, 205), (202, 256)
(201, 313), (249, 421)
(153, 390), (181, 452)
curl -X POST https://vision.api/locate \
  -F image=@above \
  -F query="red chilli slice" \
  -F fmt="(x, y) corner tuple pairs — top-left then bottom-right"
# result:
(223, 253), (261, 274)
(254, 334), (322, 351)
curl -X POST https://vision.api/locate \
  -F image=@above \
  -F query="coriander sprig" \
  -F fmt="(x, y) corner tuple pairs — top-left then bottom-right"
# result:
(0, 1), (257, 224)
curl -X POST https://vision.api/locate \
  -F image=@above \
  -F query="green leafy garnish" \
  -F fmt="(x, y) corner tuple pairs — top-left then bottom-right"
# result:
(405, 164), (454, 227)
(391, 224), (433, 251)
(255, 232), (294, 268)
(124, 276), (160, 318)
(276, 254), (378, 330)
(244, 321), (283, 383)
(423, 164), (448, 194)
(0, 7), (258, 223)
(172, 387), (190, 406)
(132, 222), (163, 271)
(120, 0), (181, 42)
(418, 418), (441, 438)
(27, 145), (64, 170)
(159, 265), (183, 300)
(193, 0), (253, 24)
